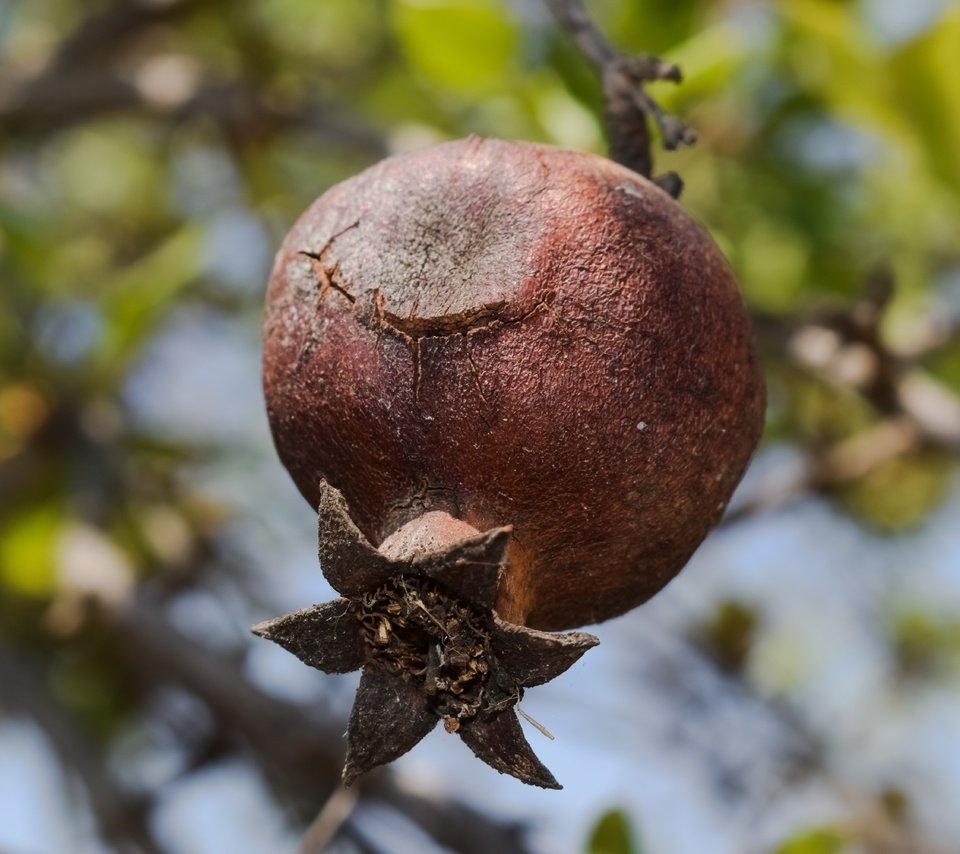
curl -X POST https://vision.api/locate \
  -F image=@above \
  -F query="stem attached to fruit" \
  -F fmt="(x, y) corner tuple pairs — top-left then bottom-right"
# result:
(252, 481), (598, 788)
(544, 0), (695, 196)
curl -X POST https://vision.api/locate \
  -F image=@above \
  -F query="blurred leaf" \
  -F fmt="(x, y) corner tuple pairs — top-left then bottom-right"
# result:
(888, 8), (960, 194)
(92, 226), (203, 383)
(892, 610), (960, 679)
(660, 22), (745, 107)
(737, 219), (810, 313)
(787, 377), (875, 444)
(836, 451), (952, 531)
(694, 600), (759, 674)
(587, 809), (641, 854)
(531, 78), (603, 150)
(0, 501), (59, 597)
(49, 641), (141, 736)
(774, 826), (848, 854)
(249, 0), (384, 69)
(603, 0), (701, 56)
(392, 0), (519, 95)
(928, 338), (960, 390)
(51, 125), (162, 218)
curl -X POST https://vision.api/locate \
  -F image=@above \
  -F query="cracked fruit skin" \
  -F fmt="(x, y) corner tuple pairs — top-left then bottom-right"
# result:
(263, 137), (764, 633)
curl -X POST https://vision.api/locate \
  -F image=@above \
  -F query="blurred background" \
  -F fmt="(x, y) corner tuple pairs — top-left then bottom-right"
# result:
(2, 0), (960, 852)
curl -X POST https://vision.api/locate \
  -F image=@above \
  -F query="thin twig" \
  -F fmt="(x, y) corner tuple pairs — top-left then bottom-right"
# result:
(299, 785), (359, 854)
(0, 73), (385, 155)
(720, 418), (921, 529)
(723, 278), (960, 530)
(517, 707), (555, 740)
(544, 0), (694, 192)
(543, 0), (615, 68)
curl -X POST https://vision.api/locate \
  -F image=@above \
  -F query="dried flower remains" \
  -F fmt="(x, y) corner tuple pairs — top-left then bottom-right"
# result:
(253, 481), (597, 788)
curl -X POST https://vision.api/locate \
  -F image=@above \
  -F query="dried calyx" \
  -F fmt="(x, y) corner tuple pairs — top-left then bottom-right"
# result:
(253, 481), (597, 789)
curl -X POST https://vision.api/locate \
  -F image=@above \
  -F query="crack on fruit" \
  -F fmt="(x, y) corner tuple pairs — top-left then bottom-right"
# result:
(465, 343), (494, 428)
(349, 574), (520, 722)
(379, 299), (509, 341)
(533, 148), (552, 187)
(352, 286), (556, 419)
(501, 297), (552, 328)
(297, 220), (361, 304)
(355, 289), (510, 419)
(412, 338), (424, 416)
(354, 286), (558, 344)
(294, 335), (315, 375)
(298, 252), (357, 304)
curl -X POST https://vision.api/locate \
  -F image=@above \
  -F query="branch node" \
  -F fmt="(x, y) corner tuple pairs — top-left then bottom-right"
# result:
(546, 0), (695, 183)
(654, 171), (684, 199)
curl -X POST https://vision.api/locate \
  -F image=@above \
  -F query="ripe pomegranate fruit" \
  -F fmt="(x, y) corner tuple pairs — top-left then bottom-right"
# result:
(255, 137), (764, 788)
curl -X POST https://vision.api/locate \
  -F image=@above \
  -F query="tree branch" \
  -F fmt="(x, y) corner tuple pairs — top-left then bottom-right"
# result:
(0, 72), (386, 155)
(0, 643), (161, 854)
(0, 0), (386, 156)
(544, 0), (694, 193)
(29, 0), (218, 76)
(725, 279), (960, 529)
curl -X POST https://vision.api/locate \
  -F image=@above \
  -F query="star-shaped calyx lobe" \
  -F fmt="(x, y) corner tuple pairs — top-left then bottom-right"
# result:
(252, 480), (598, 789)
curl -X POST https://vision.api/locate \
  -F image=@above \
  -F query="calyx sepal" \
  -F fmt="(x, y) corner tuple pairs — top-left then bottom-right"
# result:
(252, 480), (598, 788)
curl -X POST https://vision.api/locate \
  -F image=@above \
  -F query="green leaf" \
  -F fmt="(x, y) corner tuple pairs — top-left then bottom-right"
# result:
(0, 502), (60, 597)
(392, 0), (519, 95)
(92, 225), (203, 383)
(587, 809), (640, 854)
(736, 219), (810, 313)
(837, 451), (952, 532)
(659, 22), (746, 107)
(888, 8), (960, 194)
(774, 825), (848, 854)
(52, 125), (162, 217)
(248, 0), (384, 68)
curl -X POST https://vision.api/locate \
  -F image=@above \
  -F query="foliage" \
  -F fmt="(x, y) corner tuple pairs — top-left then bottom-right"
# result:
(774, 825), (849, 854)
(586, 808), (643, 854)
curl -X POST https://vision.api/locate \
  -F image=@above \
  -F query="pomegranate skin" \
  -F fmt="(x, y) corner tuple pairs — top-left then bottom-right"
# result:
(263, 137), (764, 632)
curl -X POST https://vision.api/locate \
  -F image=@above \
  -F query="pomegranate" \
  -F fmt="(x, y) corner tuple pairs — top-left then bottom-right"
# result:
(254, 137), (764, 787)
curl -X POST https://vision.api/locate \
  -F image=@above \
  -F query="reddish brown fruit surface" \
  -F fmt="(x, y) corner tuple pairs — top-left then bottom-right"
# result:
(263, 137), (764, 632)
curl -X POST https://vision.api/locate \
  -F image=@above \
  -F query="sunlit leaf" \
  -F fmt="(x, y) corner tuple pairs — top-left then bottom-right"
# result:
(888, 8), (960, 193)
(249, 0), (384, 69)
(605, 0), (700, 56)
(92, 225), (203, 382)
(736, 219), (810, 313)
(392, 0), (519, 95)
(660, 23), (746, 106)
(774, 825), (848, 854)
(0, 502), (60, 597)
